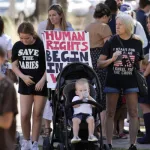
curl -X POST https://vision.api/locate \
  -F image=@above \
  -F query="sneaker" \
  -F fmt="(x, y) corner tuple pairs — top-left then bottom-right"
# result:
(128, 144), (137, 150)
(21, 140), (32, 150)
(88, 135), (98, 142)
(119, 133), (128, 139)
(32, 141), (39, 150)
(71, 136), (81, 144)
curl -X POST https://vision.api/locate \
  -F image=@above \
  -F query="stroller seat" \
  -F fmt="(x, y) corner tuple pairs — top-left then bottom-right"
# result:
(63, 82), (101, 140)
(50, 62), (104, 150)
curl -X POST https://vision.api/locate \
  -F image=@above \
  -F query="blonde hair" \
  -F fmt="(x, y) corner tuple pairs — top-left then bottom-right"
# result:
(116, 13), (134, 35)
(75, 78), (89, 89)
(142, 54), (149, 66)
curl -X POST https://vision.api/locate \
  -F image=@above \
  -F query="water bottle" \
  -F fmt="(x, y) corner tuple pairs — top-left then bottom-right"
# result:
(82, 91), (89, 101)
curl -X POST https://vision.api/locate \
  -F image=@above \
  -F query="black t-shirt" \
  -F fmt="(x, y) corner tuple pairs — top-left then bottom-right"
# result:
(101, 35), (144, 89)
(12, 38), (46, 83)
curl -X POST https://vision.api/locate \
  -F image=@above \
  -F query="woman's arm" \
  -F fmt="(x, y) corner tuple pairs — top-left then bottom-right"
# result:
(7, 51), (12, 61)
(12, 60), (35, 86)
(144, 63), (150, 77)
(12, 60), (25, 79)
(97, 55), (113, 68)
(0, 112), (13, 129)
(97, 51), (122, 68)
(41, 71), (46, 82)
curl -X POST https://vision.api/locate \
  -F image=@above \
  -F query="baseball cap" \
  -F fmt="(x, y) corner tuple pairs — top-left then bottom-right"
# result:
(120, 3), (132, 12)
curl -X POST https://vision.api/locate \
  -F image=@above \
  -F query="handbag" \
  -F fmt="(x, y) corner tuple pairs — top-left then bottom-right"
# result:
(117, 35), (148, 97)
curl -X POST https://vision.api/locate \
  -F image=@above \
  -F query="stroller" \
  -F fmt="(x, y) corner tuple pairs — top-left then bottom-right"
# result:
(49, 62), (107, 150)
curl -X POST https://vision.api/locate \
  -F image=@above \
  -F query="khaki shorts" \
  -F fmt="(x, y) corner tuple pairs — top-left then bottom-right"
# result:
(114, 104), (127, 120)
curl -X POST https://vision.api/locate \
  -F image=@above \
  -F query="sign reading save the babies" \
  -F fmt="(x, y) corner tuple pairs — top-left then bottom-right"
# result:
(42, 31), (92, 89)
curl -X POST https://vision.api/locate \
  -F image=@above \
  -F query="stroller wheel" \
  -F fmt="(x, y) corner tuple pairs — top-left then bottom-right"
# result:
(57, 143), (64, 150)
(43, 136), (50, 150)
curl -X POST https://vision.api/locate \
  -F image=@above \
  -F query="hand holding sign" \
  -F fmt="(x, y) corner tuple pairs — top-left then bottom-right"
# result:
(22, 75), (35, 86)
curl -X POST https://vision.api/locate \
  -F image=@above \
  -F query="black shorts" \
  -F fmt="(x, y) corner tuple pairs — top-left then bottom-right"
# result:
(18, 80), (48, 96)
(72, 113), (93, 122)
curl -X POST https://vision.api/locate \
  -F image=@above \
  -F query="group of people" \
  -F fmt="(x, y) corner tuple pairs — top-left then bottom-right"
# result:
(0, 0), (150, 150)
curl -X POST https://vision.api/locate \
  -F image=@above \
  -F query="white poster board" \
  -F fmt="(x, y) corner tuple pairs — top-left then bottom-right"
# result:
(42, 30), (92, 89)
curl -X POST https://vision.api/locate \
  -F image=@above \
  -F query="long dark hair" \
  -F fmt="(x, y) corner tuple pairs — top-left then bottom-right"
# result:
(46, 4), (67, 31)
(0, 16), (4, 36)
(18, 22), (38, 39)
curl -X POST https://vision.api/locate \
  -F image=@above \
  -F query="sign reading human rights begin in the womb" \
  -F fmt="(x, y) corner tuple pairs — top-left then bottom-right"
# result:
(42, 30), (92, 89)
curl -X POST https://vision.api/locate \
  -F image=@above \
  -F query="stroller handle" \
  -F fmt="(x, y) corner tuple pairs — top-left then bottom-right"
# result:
(65, 100), (102, 112)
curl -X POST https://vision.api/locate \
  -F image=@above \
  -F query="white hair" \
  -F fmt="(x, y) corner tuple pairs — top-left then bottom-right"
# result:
(116, 13), (134, 35)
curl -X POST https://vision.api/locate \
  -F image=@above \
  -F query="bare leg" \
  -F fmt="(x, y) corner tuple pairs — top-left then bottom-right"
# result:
(32, 95), (46, 141)
(105, 93), (119, 144)
(113, 119), (118, 134)
(119, 119), (124, 134)
(125, 93), (138, 144)
(20, 95), (33, 140)
(100, 110), (106, 137)
(44, 119), (51, 128)
(72, 118), (81, 137)
(86, 116), (95, 136)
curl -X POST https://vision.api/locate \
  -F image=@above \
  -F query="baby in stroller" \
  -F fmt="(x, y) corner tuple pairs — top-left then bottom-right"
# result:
(71, 78), (98, 143)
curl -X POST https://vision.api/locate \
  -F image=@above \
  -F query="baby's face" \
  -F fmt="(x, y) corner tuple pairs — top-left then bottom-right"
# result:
(76, 83), (89, 99)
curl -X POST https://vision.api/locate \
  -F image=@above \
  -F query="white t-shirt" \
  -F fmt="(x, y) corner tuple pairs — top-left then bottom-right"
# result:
(72, 96), (93, 115)
(0, 34), (13, 52)
(134, 20), (148, 49)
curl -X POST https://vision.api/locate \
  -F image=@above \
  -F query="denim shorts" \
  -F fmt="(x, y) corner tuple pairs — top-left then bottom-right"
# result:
(72, 113), (93, 121)
(104, 87), (139, 94)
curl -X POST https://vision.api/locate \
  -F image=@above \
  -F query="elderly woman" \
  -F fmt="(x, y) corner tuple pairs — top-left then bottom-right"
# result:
(98, 13), (144, 150)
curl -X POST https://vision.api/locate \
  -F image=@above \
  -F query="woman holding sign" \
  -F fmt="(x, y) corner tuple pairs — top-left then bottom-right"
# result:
(85, 3), (112, 139)
(37, 4), (74, 137)
(12, 22), (47, 150)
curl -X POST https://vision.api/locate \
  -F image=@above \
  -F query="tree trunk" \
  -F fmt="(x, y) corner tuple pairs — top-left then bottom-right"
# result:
(8, 0), (15, 20)
(57, 0), (67, 17)
(34, 0), (50, 21)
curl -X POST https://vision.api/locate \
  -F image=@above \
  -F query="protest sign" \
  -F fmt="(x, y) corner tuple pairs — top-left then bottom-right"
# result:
(42, 30), (92, 88)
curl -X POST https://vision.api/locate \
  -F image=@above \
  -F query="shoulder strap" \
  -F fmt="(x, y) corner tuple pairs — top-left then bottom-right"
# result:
(134, 23), (137, 34)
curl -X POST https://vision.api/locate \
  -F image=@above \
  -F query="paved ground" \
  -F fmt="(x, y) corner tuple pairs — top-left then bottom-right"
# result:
(15, 84), (150, 150)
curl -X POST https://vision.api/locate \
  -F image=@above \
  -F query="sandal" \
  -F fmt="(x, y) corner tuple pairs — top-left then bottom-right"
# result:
(43, 128), (52, 137)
